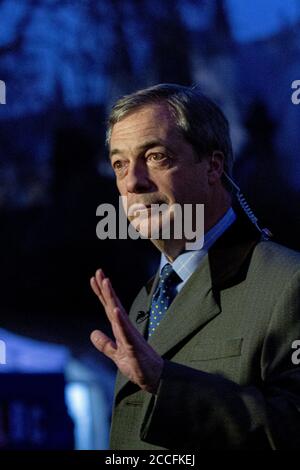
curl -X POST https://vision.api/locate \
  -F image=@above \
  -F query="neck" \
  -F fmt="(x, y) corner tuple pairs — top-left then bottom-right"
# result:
(151, 195), (232, 262)
(151, 238), (186, 263)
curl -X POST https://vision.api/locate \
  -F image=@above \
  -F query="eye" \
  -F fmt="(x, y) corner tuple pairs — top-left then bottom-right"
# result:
(112, 160), (125, 171)
(147, 152), (168, 163)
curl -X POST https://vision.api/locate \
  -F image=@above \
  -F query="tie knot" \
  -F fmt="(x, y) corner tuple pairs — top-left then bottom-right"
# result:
(159, 263), (180, 285)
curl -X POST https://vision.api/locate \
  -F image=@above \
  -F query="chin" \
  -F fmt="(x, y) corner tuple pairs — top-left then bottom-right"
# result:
(137, 208), (176, 240)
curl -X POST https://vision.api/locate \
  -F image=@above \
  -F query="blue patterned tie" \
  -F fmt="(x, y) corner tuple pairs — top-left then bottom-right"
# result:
(148, 263), (181, 338)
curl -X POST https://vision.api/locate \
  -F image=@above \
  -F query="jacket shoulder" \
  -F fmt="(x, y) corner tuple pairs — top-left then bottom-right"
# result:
(252, 240), (300, 277)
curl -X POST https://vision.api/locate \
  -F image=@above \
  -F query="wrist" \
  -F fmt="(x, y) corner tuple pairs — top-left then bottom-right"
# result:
(146, 357), (164, 394)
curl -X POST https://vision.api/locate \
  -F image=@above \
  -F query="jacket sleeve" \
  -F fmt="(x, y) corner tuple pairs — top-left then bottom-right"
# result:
(139, 271), (300, 450)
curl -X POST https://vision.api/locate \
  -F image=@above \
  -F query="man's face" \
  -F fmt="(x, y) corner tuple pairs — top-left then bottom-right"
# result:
(109, 103), (213, 238)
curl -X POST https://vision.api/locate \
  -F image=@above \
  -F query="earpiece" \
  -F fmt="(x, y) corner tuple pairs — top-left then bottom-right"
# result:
(223, 172), (273, 241)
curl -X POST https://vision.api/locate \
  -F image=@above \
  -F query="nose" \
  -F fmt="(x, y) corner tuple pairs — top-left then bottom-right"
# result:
(125, 161), (153, 194)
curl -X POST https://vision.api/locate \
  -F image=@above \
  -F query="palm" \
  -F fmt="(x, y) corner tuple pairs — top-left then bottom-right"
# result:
(90, 268), (163, 393)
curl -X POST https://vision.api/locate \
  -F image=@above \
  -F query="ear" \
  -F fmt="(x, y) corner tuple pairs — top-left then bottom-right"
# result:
(207, 151), (225, 185)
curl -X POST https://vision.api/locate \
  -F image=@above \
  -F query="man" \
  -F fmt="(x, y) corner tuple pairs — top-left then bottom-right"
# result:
(90, 84), (300, 449)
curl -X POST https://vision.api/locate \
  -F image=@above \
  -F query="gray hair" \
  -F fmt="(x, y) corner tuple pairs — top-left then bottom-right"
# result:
(106, 83), (233, 176)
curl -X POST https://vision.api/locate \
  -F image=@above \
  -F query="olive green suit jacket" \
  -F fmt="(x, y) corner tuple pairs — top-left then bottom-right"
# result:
(110, 215), (300, 450)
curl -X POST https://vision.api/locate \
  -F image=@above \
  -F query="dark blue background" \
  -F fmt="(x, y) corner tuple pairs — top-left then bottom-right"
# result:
(0, 0), (300, 449)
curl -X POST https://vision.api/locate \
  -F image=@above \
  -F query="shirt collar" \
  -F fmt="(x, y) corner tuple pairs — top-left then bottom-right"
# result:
(159, 207), (237, 283)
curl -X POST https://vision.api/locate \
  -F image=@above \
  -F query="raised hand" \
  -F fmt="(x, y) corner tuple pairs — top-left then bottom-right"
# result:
(90, 269), (163, 394)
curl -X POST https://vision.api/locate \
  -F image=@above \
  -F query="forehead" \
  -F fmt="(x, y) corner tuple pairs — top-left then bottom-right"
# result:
(109, 103), (181, 150)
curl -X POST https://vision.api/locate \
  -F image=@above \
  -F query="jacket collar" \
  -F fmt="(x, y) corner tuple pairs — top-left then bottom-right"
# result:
(209, 207), (261, 291)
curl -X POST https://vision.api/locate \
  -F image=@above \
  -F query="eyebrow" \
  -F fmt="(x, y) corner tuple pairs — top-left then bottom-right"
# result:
(109, 139), (168, 159)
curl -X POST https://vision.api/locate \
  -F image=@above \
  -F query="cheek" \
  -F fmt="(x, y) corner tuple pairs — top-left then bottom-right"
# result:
(171, 171), (198, 192)
(116, 179), (125, 195)
(155, 178), (177, 202)
(173, 175), (208, 204)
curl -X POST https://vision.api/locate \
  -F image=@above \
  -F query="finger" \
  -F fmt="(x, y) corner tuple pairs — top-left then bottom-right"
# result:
(107, 278), (124, 311)
(95, 268), (105, 289)
(111, 307), (140, 349)
(95, 269), (107, 305)
(90, 276), (102, 298)
(90, 329), (117, 360)
(94, 271), (123, 312)
(102, 278), (124, 313)
(90, 276), (106, 306)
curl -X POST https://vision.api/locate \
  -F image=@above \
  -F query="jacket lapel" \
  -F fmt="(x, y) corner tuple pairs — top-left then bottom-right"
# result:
(148, 255), (220, 356)
(130, 270), (160, 338)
